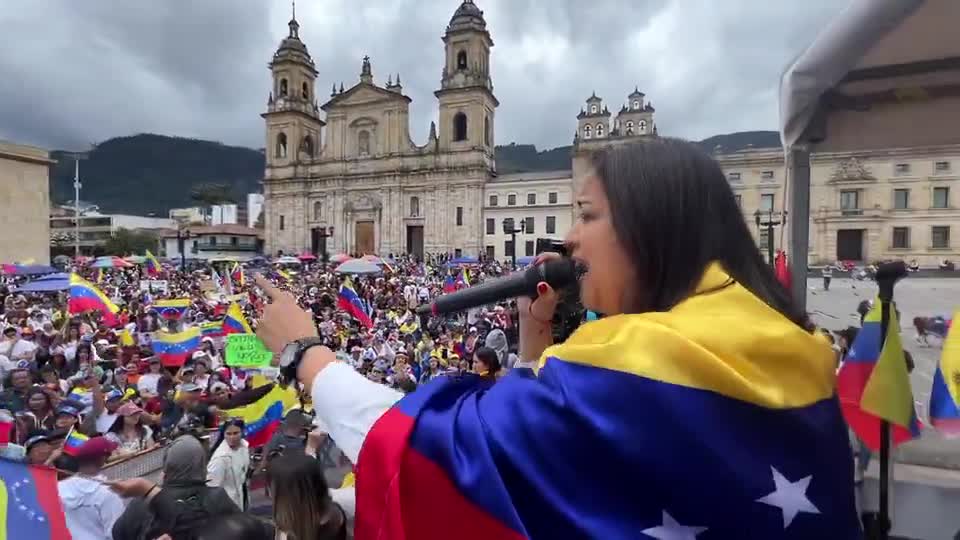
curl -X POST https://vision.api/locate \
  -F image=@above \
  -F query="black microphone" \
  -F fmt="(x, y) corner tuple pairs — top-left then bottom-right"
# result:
(417, 258), (578, 316)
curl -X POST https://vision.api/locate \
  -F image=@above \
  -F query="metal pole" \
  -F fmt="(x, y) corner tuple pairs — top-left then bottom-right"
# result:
(873, 261), (907, 540)
(511, 230), (517, 270)
(787, 146), (811, 312)
(73, 159), (81, 258)
(767, 216), (775, 266)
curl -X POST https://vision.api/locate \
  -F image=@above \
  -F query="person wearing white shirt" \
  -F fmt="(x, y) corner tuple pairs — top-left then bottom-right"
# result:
(58, 437), (127, 540)
(207, 419), (251, 511)
(136, 357), (165, 398)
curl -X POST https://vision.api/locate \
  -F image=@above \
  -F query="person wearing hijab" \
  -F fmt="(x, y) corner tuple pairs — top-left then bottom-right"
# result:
(111, 434), (239, 540)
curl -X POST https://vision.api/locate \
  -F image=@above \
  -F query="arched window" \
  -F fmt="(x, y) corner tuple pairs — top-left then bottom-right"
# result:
(457, 50), (468, 71)
(275, 132), (287, 158)
(632, 100), (640, 110)
(590, 104), (598, 114)
(484, 116), (491, 146)
(639, 120), (647, 134)
(358, 130), (371, 156)
(626, 121), (634, 136)
(596, 123), (604, 138)
(279, 78), (288, 97)
(410, 196), (420, 217)
(301, 135), (314, 157)
(453, 113), (468, 142)
(313, 201), (322, 221)
(583, 125), (592, 139)
(301, 82), (309, 100)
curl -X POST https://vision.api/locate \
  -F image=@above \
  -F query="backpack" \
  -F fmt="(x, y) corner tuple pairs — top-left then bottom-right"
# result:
(142, 487), (213, 540)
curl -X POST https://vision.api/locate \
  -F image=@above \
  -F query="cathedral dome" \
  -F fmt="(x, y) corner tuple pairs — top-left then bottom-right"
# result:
(448, 0), (486, 32)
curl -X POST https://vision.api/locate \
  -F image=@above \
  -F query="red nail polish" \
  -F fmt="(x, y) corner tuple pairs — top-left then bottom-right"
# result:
(537, 283), (548, 295)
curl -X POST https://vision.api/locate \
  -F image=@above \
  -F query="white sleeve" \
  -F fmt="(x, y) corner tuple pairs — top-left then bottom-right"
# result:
(311, 361), (403, 464)
(330, 487), (356, 520)
(98, 488), (128, 538)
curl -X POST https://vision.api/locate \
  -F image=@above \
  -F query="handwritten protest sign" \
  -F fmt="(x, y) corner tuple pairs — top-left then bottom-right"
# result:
(225, 334), (274, 368)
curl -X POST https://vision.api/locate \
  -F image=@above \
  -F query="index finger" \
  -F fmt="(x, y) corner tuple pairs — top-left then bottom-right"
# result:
(254, 274), (282, 300)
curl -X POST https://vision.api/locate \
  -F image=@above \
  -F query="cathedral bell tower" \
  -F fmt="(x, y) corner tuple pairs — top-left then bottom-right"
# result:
(262, 3), (324, 167)
(435, 0), (498, 153)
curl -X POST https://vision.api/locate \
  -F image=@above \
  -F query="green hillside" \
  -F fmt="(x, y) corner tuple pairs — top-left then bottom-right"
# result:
(50, 131), (780, 214)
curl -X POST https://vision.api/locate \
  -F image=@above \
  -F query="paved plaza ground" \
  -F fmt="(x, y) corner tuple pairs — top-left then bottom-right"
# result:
(806, 276), (960, 469)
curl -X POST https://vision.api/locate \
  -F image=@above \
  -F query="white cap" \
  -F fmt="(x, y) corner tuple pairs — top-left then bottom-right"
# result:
(192, 350), (208, 360)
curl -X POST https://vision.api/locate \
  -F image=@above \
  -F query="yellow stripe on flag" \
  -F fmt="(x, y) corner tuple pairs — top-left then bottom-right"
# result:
(861, 307), (915, 428)
(940, 310), (960, 406)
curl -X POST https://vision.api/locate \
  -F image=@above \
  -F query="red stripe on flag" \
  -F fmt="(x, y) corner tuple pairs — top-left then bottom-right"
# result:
(355, 407), (524, 540)
(30, 465), (71, 540)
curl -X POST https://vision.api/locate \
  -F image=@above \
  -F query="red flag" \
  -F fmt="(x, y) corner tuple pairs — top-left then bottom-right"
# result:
(774, 250), (792, 291)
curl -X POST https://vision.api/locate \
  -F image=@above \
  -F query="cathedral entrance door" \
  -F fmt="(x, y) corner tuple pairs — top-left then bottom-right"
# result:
(355, 221), (375, 254)
(406, 225), (424, 261)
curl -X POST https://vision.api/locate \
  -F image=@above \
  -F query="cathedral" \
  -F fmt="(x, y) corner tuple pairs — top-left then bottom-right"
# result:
(262, 1), (498, 258)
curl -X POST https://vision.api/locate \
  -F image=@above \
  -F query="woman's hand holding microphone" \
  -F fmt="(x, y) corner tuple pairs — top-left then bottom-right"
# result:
(517, 252), (561, 363)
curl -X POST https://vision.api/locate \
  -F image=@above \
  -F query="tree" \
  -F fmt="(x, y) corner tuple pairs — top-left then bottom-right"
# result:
(103, 228), (157, 256)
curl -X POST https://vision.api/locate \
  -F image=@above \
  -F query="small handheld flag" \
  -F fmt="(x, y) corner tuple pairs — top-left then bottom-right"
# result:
(62, 428), (90, 457)
(338, 278), (373, 328)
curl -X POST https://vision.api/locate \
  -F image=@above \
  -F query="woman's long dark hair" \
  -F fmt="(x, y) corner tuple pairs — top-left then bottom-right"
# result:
(474, 346), (501, 376)
(268, 450), (345, 540)
(588, 138), (808, 329)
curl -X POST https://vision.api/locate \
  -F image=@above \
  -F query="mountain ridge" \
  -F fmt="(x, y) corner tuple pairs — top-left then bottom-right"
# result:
(50, 130), (781, 215)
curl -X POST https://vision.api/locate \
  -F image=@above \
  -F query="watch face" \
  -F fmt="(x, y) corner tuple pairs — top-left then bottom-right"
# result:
(279, 342), (299, 369)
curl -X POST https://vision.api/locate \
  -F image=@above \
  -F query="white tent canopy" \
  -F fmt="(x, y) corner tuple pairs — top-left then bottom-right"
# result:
(778, 0), (960, 307)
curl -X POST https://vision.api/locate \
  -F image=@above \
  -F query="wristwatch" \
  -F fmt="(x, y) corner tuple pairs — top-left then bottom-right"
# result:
(278, 337), (326, 382)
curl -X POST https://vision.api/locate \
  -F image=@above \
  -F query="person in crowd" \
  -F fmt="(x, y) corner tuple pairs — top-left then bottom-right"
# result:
(472, 346), (502, 383)
(54, 400), (83, 431)
(94, 387), (125, 434)
(137, 356), (165, 397)
(0, 366), (32, 410)
(106, 401), (156, 458)
(24, 430), (63, 465)
(207, 418), (251, 511)
(254, 138), (862, 537)
(418, 356), (443, 384)
(111, 434), (240, 540)
(56, 436), (127, 540)
(268, 449), (348, 540)
(23, 386), (56, 430)
(265, 409), (311, 456)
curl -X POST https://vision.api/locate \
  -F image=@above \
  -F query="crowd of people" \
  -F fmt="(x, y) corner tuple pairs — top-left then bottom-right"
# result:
(0, 253), (525, 539)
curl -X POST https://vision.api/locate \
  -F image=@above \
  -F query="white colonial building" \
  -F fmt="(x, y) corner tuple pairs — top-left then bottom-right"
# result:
(482, 170), (574, 261)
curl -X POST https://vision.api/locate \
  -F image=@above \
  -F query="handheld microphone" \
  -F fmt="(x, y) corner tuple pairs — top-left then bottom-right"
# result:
(417, 258), (578, 316)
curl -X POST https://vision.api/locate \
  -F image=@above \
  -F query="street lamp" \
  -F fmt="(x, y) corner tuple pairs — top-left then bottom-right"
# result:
(502, 218), (526, 270)
(754, 209), (787, 267)
(176, 225), (191, 272)
(316, 226), (334, 267)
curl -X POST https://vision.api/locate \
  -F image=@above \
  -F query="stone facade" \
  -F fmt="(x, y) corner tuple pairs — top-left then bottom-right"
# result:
(0, 140), (52, 264)
(263, 1), (496, 259)
(716, 146), (959, 266)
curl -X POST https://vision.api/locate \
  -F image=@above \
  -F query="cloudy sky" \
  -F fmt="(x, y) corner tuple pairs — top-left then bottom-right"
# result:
(0, 0), (849, 152)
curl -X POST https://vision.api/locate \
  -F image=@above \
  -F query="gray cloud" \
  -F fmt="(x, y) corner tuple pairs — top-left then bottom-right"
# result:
(0, 0), (848, 152)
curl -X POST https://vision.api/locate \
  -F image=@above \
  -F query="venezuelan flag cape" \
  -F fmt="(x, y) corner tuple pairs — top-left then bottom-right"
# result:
(222, 303), (253, 335)
(837, 302), (921, 451)
(222, 382), (300, 448)
(68, 274), (120, 326)
(153, 328), (201, 367)
(338, 279), (373, 329)
(355, 264), (860, 539)
(0, 460), (70, 539)
(930, 310), (960, 434)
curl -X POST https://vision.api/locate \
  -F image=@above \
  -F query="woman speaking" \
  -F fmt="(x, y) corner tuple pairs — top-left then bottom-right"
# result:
(256, 138), (861, 539)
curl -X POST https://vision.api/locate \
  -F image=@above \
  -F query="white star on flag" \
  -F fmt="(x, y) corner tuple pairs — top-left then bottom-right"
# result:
(641, 511), (707, 540)
(757, 466), (820, 528)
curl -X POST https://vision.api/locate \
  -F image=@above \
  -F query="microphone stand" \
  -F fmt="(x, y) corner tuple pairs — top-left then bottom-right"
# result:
(868, 261), (907, 540)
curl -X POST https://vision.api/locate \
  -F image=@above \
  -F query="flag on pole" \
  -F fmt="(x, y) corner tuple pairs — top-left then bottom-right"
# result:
(223, 303), (253, 335)
(68, 274), (120, 326)
(145, 250), (162, 277)
(837, 301), (921, 451)
(0, 459), (71, 539)
(338, 278), (373, 328)
(153, 328), (202, 367)
(930, 311), (960, 434)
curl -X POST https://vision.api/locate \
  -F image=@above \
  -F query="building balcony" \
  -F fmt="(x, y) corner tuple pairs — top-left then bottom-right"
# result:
(195, 243), (258, 252)
(812, 207), (887, 222)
